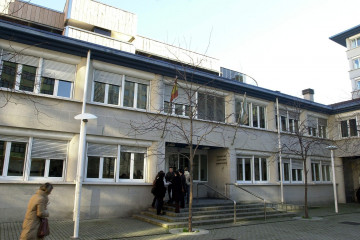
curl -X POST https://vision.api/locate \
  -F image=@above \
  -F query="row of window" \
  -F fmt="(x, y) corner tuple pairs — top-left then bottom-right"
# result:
(235, 156), (331, 184)
(0, 137), (147, 182)
(340, 118), (358, 138)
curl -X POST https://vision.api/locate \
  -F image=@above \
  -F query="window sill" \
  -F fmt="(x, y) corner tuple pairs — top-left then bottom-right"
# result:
(82, 181), (151, 186)
(89, 101), (148, 113)
(0, 179), (74, 184)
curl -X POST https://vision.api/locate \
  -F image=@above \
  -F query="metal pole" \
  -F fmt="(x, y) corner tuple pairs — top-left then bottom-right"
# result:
(330, 149), (338, 213)
(73, 50), (91, 238)
(234, 202), (237, 224)
(276, 98), (284, 204)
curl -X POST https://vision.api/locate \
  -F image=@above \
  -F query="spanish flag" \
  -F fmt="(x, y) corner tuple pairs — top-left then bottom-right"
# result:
(170, 77), (178, 102)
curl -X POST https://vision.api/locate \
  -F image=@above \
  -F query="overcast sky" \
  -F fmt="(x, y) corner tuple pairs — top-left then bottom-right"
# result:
(30, 0), (360, 105)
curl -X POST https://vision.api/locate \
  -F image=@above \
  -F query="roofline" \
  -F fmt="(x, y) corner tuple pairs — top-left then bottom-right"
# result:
(0, 20), (359, 115)
(329, 24), (360, 47)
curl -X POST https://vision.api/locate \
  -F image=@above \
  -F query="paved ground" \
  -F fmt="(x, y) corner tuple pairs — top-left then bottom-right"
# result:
(1, 204), (360, 240)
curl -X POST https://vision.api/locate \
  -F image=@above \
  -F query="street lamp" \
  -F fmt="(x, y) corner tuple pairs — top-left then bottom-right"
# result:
(326, 145), (338, 213)
(72, 113), (97, 238)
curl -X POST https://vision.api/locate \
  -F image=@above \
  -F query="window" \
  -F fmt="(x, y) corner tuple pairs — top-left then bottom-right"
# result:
(40, 77), (72, 98)
(167, 153), (207, 181)
(279, 159), (303, 183)
(276, 110), (299, 133)
(86, 156), (115, 180)
(30, 159), (64, 178)
(163, 85), (194, 117)
(312, 161), (331, 182)
(0, 139), (27, 178)
(350, 37), (360, 49)
(340, 119), (358, 138)
(357, 80), (360, 90)
(353, 57), (360, 70)
(235, 99), (266, 128)
(0, 61), (17, 88)
(237, 156), (268, 183)
(123, 80), (148, 110)
(307, 116), (327, 138)
(19, 65), (36, 92)
(119, 152), (145, 180)
(198, 93), (225, 122)
(92, 81), (121, 105)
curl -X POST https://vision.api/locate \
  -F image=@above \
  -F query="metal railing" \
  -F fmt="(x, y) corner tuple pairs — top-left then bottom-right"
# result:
(225, 183), (267, 220)
(196, 183), (237, 223)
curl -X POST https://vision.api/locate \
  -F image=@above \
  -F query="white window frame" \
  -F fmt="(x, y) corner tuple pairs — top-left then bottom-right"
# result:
(85, 156), (117, 182)
(28, 158), (66, 181)
(39, 78), (74, 99)
(119, 151), (146, 183)
(236, 99), (267, 129)
(0, 139), (29, 180)
(353, 57), (360, 70)
(121, 79), (149, 110)
(340, 118), (359, 138)
(279, 159), (303, 183)
(350, 36), (360, 49)
(237, 156), (268, 184)
(91, 81), (121, 105)
(311, 161), (321, 182)
(311, 160), (331, 183)
(278, 160), (291, 183)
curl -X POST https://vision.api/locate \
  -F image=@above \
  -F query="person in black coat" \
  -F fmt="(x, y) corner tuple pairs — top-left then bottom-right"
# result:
(179, 169), (186, 208)
(154, 171), (166, 215)
(165, 167), (174, 203)
(171, 171), (183, 213)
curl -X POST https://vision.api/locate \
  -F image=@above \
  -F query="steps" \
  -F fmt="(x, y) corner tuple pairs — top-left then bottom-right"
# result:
(133, 199), (297, 228)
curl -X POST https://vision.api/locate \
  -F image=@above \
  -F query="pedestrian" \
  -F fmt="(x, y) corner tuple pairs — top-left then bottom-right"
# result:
(165, 167), (174, 203)
(179, 169), (186, 208)
(20, 182), (53, 240)
(172, 171), (182, 213)
(154, 171), (167, 215)
(151, 171), (163, 208)
(184, 167), (190, 204)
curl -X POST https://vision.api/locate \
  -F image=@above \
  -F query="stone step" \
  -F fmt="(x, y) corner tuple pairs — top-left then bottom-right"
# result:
(142, 209), (281, 222)
(161, 203), (266, 212)
(133, 212), (296, 229)
(147, 206), (275, 217)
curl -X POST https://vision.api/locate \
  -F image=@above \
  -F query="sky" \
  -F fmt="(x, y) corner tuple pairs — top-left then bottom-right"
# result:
(29, 0), (360, 105)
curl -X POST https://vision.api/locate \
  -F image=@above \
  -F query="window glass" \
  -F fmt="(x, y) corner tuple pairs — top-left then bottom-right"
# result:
(133, 153), (144, 179)
(19, 65), (36, 92)
(261, 158), (267, 181)
(178, 154), (189, 171)
(108, 84), (120, 105)
(244, 158), (251, 181)
(30, 158), (46, 177)
(357, 80), (360, 90)
(259, 106), (266, 128)
(185, 105), (191, 117)
(252, 106), (258, 128)
(0, 61), (17, 88)
(254, 158), (260, 181)
(197, 93), (206, 120)
(164, 101), (172, 114)
(7, 142), (26, 176)
(200, 155), (207, 181)
(120, 152), (131, 179)
(237, 158), (243, 181)
(175, 103), (183, 115)
(354, 58), (360, 69)
(284, 162), (289, 181)
(235, 99), (241, 122)
(102, 157), (115, 179)
(137, 83), (147, 109)
(312, 163), (320, 181)
(57, 80), (72, 98)
(0, 141), (4, 175)
(206, 95), (215, 121)
(193, 155), (199, 181)
(93, 82), (105, 103)
(48, 159), (63, 177)
(123, 81), (135, 107)
(87, 157), (100, 178)
(292, 169), (297, 181)
(349, 119), (358, 137)
(169, 153), (179, 170)
(40, 77), (55, 95)
(215, 97), (225, 122)
(281, 116), (287, 131)
(341, 120), (349, 137)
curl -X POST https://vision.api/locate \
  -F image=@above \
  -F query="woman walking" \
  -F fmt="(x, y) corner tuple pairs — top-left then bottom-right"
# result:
(20, 182), (53, 240)
(154, 171), (166, 215)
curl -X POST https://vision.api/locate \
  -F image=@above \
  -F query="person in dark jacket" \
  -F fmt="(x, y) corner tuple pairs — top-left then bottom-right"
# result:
(165, 167), (174, 203)
(179, 169), (186, 208)
(151, 171), (163, 208)
(171, 171), (183, 213)
(154, 171), (166, 215)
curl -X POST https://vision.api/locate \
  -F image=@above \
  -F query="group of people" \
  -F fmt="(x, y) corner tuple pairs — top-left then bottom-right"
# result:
(151, 167), (190, 215)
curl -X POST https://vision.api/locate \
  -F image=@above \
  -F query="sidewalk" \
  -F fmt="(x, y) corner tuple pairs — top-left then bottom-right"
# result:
(1, 204), (360, 240)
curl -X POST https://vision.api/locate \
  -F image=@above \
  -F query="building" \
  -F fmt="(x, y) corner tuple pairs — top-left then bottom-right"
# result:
(0, 0), (359, 222)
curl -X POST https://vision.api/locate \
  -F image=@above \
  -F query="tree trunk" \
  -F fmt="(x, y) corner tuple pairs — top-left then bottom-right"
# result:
(304, 159), (309, 218)
(188, 148), (193, 232)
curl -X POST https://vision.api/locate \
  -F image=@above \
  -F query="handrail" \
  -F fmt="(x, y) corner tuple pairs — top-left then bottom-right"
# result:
(196, 183), (237, 223)
(225, 183), (267, 220)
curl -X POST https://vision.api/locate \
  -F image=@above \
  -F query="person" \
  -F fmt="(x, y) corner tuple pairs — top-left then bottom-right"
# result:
(179, 169), (186, 208)
(184, 167), (190, 204)
(20, 182), (53, 240)
(171, 171), (182, 213)
(153, 171), (166, 215)
(165, 167), (174, 203)
(151, 171), (162, 208)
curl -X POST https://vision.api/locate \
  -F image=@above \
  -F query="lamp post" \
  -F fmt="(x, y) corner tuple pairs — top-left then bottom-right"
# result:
(326, 145), (338, 213)
(73, 113), (97, 238)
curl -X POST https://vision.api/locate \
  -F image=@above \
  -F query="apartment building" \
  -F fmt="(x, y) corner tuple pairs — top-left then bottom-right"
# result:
(0, 0), (359, 221)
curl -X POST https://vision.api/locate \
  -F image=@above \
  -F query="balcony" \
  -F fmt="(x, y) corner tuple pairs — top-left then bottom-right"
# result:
(65, 26), (135, 53)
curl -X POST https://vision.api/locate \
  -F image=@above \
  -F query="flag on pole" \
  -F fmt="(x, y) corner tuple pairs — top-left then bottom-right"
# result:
(170, 76), (178, 102)
(240, 93), (248, 125)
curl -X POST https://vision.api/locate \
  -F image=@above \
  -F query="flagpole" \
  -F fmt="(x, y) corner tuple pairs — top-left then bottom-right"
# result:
(276, 98), (284, 204)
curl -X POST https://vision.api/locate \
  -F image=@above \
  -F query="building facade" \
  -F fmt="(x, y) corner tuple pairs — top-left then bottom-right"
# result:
(0, 0), (359, 222)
